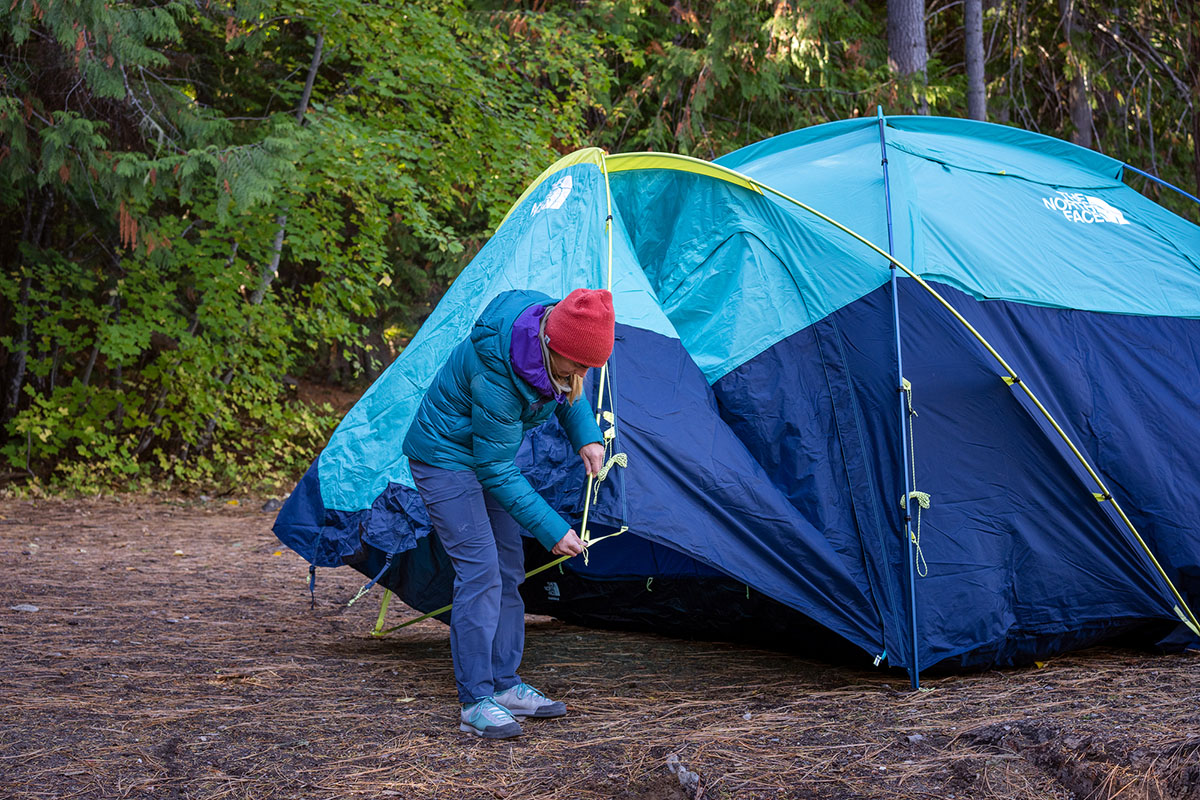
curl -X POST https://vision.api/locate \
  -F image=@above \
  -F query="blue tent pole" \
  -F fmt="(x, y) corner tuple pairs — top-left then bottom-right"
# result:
(1122, 163), (1200, 208)
(876, 106), (920, 690)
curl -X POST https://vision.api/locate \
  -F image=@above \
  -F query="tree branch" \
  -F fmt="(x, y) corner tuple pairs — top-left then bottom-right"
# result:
(249, 30), (324, 308)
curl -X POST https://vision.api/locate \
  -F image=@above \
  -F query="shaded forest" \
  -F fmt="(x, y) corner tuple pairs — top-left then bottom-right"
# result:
(1, 0), (1197, 492)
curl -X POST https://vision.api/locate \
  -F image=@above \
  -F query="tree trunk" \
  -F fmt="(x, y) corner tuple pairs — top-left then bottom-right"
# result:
(80, 292), (119, 390)
(965, 0), (986, 120)
(3, 192), (53, 425)
(2, 275), (32, 425)
(888, 0), (928, 114)
(1190, 4), (1200, 196)
(195, 33), (323, 456)
(1193, 87), (1200, 200)
(1058, 0), (1092, 147)
(250, 30), (324, 307)
(111, 297), (125, 433)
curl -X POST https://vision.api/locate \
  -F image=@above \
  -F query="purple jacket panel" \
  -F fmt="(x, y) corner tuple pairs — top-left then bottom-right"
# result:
(509, 303), (565, 404)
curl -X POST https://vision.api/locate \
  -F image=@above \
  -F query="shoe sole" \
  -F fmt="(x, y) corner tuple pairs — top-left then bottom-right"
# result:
(510, 703), (567, 720)
(459, 722), (523, 739)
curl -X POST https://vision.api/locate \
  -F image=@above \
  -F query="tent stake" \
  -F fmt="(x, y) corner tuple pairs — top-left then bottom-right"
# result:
(370, 531), (624, 637)
(373, 589), (393, 636)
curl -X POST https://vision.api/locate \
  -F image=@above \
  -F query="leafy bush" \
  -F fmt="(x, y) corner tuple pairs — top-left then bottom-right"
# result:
(2, 0), (1194, 493)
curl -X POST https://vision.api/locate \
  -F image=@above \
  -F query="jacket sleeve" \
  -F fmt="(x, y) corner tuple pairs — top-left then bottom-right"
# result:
(470, 372), (571, 551)
(556, 395), (604, 453)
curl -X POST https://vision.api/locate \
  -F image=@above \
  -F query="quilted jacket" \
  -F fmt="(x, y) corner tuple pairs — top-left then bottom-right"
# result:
(402, 290), (603, 549)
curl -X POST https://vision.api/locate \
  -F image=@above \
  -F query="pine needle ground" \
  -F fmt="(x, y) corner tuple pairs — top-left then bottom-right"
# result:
(1, 498), (1198, 800)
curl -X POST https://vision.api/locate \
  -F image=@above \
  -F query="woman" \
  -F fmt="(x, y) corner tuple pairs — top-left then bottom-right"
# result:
(402, 287), (614, 739)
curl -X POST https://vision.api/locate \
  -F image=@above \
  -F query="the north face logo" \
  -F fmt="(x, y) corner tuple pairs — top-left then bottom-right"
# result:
(1042, 191), (1130, 225)
(530, 175), (573, 216)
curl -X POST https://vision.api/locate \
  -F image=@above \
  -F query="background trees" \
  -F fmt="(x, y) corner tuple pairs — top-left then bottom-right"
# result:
(1, 0), (1196, 492)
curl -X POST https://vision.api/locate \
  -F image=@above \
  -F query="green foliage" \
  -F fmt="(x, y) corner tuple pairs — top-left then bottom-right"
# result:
(929, 0), (1197, 215)
(1, 0), (1197, 494)
(0, 0), (615, 491)
(532, 0), (897, 156)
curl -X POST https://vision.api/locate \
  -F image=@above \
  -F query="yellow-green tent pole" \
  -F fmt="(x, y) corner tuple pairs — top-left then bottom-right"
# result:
(751, 178), (1200, 638)
(605, 147), (1200, 636)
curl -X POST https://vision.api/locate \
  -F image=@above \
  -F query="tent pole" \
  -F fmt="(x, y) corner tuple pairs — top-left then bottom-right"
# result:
(373, 589), (393, 636)
(695, 145), (1200, 639)
(1122, 163), (1200, 209)
(752, 172), (1200, 640)
(877, 107), (921, 690)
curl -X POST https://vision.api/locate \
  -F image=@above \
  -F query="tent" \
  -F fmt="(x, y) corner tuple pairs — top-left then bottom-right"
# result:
(274, 114), (1200, 687)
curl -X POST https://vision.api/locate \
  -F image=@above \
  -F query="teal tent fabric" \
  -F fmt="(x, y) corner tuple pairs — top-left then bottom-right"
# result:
(717, 116), (1200, 317)
(317, 159), (677, 512)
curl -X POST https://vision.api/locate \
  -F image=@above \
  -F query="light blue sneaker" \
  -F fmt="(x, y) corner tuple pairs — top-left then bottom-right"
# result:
(459, 697), (523, 739)
(493, 683), (567, 719)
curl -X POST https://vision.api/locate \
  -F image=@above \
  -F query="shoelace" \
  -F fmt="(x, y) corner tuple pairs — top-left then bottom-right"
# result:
(510, 683), (545, 700)
(472, 699), (514, 724)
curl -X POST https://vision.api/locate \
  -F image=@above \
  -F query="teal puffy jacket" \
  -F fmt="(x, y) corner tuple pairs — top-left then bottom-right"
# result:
(402, 290), (603, 550)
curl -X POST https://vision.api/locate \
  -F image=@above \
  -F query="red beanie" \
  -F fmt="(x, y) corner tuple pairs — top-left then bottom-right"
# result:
(544, 288), (615, 368)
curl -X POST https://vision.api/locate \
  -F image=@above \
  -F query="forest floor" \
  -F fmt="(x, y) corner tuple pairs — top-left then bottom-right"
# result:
(1, 497), (1199, 800)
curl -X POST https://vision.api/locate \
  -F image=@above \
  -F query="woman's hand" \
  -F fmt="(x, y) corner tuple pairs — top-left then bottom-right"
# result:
(579, 442), (605, 476)
(552, 529), (584, 557)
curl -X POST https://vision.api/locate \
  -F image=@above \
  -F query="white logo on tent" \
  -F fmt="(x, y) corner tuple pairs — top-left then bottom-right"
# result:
(1041, 191), (1130, 225)
(530, 175), (573, 216)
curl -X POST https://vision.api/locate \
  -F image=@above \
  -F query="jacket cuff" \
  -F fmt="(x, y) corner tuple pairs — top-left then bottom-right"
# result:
(566, 421), (604, 453)
(533, 515), (572, 551)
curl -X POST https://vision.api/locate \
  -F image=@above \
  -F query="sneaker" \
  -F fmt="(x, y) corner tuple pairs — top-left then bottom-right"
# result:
(493, 683), (567, 719)
(459, 697), (523, 739)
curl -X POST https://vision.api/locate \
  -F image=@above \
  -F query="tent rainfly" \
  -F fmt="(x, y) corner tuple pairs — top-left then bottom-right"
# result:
(275, 114), (1200, 688)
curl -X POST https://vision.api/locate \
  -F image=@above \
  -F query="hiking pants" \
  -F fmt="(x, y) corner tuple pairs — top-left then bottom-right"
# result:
(409, 460), (526, 704)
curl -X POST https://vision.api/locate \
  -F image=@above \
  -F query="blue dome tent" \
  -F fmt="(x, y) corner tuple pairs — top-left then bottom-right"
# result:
(274, 114), (1200, 688)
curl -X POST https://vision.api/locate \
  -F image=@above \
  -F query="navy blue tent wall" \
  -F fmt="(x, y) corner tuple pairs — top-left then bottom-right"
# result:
(275, 117), (1200, 685)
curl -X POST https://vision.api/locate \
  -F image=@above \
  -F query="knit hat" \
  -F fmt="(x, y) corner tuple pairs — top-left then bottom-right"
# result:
(544, 288), (615, 368)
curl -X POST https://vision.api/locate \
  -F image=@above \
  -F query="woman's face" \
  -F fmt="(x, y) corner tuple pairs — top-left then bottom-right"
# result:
(548, 350), (590, 383)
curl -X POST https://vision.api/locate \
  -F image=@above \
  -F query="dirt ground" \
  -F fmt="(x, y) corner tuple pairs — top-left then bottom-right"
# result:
(2, 498), (1199, 800)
